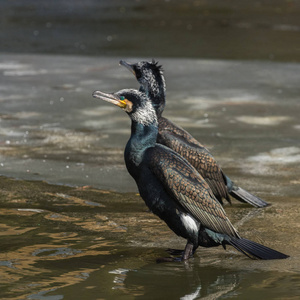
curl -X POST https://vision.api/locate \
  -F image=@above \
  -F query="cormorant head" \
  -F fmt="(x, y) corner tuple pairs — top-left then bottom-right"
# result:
(92, 89), (157, 126)
(119, 59), (166, 117)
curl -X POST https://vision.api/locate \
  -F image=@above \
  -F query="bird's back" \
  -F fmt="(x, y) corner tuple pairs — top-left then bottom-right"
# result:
(157, 116), (230, 204)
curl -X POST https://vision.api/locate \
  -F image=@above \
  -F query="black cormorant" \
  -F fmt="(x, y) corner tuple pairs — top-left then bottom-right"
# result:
(92, 88), (288, 262)
(119, 60), (268, 208)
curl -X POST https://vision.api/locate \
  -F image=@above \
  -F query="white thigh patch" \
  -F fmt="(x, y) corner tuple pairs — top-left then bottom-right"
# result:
(180, 213), (199, 233)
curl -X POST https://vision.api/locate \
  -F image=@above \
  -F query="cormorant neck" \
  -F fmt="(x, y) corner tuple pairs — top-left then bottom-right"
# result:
(140, 73), (166, 118)
(125, 98), (158, 173)
(130, 120), (158, 146)
(125, 120), (158, 173)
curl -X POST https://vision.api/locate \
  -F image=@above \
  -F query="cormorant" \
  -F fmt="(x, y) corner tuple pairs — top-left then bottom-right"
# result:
(92, 88), (288, 262)
(119, 60), (268, 208)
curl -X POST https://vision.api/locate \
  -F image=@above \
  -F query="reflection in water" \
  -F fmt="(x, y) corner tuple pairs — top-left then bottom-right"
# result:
(181, 287), (201, 300)
(122, 263), (239, 299)
(28, 288), (63, 300)
(0, 176), (299, 299)
(32, 247), (82, 257)
(109, 268), (131, 290)
(0, 177), (120, 299)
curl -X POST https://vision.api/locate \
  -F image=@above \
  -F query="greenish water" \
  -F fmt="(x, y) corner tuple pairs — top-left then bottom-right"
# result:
(0, 176), (299, 299)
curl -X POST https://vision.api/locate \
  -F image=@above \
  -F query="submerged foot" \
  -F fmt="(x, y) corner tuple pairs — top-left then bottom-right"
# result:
(156, 256), (183, 263)
(158, 243), (195, 263)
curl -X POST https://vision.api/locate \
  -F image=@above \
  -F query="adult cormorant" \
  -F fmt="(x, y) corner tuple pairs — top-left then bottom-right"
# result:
(119, 60), (268, 208)
(92, 88), (288, 261)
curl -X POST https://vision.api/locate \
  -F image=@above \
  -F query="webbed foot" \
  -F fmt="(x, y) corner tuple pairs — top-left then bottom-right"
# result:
(157, 242), (195, 263)
(156, 256), (183, 263)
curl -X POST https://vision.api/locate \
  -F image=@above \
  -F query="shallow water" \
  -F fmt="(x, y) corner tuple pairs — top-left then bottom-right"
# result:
(0, 177), (299, 300)
(1, 54), (300, 194)
(0, 54), (300, 299)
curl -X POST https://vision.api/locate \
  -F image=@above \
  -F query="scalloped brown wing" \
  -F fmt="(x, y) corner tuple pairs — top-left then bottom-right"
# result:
(148, 145), (239, 238)
(157, 117), (230, 204)
(158, 117), (206, 148)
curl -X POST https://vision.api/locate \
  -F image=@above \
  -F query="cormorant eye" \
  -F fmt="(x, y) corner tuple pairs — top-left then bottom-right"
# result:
(120, 96), (125, 100)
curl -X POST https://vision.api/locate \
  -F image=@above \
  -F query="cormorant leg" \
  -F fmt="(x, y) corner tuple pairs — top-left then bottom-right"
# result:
(182, 242), (194, 261)
(157, 242), (195, 263)
(166, 244), (198, 256)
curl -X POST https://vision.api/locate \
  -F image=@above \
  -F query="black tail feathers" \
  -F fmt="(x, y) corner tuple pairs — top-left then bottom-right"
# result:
(230, 186), (269, 208)
(228, 237), (289, 260)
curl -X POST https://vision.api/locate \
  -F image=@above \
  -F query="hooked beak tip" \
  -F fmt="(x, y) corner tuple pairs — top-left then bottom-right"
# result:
(119, 60), (136, 76)
(92, 90), (101, 99)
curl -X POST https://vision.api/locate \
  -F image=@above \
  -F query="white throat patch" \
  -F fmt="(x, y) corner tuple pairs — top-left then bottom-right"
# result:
(131, 98), (158, 126)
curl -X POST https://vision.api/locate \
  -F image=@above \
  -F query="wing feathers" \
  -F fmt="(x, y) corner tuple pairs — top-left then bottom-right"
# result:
(149, 145), (239, 238)
(157, 121), (230, 203)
